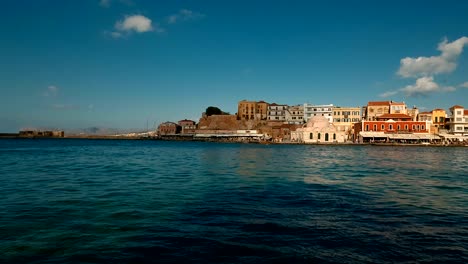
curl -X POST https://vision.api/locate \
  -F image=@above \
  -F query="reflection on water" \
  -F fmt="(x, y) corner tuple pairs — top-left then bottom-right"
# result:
(0, 139), (467, 263)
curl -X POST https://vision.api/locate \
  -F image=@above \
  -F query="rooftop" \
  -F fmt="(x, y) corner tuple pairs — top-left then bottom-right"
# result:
(378, 113), (412, 119)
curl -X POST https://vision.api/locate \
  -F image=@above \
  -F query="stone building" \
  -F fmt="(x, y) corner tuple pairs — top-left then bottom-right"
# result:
(178, 119), (197, 134)
(158, 122), (181, 135)
(291, 116), (347, 143)
(237, 100), (269, 121)
(285, 105), (304, 124)
(365, 101), (408, 121)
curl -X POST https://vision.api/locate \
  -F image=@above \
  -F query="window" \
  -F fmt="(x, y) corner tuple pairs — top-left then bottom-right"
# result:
(365, 125), (369, 131)
(412, 125), (415, 130)
(373, 124), (377, 131)
(405, 125), (408, 130)
(389, 124), (393, 130)
(421, 125), (425, 130)
(325, 133), (329, 141)
(310, 133), (313, 139)
(381, 124), (385, 130)
(397, 125), (400, 130)
(457, 110), (462, 115)
(417, 125), (420, 130)
(333, 133), (336, 140)
(318, 133), (321, 139)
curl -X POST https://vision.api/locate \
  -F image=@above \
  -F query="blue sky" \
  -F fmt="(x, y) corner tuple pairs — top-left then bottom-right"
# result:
(1, 0), (467, 132)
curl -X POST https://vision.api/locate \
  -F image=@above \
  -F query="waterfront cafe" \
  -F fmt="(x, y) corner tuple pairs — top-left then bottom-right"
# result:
(358, 131), (441, 144)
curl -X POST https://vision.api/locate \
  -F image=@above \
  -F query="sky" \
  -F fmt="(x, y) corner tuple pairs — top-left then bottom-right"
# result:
(1, 0), (467, 133)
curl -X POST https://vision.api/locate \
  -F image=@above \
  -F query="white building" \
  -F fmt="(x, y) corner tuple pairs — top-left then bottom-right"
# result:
(291, 116), (347, 143)
(285, 105), (304, 124)
(268, 103), (288, 121)
(448, 105), (468, 135)
(303, 103), (334, 122)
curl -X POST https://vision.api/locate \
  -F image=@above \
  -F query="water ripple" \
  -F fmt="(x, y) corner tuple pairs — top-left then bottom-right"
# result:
(1, 139), (467, 263)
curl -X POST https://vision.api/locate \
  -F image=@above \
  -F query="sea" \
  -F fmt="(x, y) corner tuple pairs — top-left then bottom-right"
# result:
(0, 139), (467, 263)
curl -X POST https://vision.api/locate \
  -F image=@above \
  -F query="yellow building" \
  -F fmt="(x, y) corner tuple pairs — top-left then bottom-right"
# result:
(332, 106), (362, 137)
(431, 108), (446, 128)
(237, 100), (269, 120)
(256, 101), (269, 120)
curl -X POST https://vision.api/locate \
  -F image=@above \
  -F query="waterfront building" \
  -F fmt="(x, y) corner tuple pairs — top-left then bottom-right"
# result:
(285, 105), (304, 124)
(237, 100), (269, 121)
(431, 108), (447, 128)
(267, 103), (288, 121)
(365, 101), (390, 121)
(178, 119), (197, 134)
(158, 122), (181, 135)
(18, 130), (64, 138)
(418, 111), (432, 122)
(332, 106), (362, 141)
(407, 106), (419, 121)
(256, 101), (269, 120)
(390, 101), (408, 115)
(303, 103), (333, 122)
(448, 105), (468, 135)
(291, 116), (347, 143)
(354, 113), (432, 142)
(365, 100), (407, 121)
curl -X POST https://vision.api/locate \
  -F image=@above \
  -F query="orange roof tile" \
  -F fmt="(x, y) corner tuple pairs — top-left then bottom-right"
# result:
(451, 105), (464, 109)
(378, 113), (412, 119)
(367, 101), (391, 106)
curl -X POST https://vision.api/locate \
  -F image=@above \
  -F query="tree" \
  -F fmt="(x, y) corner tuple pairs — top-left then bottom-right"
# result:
(205, 106), (228, 116)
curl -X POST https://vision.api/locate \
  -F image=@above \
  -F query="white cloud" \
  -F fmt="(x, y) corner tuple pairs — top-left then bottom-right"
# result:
(51, 104), (77, 110)
(99, 0), (110, 7)
(379, 90), (398, 98)
(110, 15), (163, 39)
(441, 86), (456, 92)
(460, 82), (468, 88)
(44, 85), (58, 97)
(397, 36), (468, 78)
(400, 76), (457, 97)
(115, 15), (153, 33)
(167, 9), (204, 24)
(99, 0), (133, 8)
(110, 31), (123, 39)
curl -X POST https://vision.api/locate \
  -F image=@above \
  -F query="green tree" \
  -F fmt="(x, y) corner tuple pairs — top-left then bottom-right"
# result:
(205, 106), (226, 116)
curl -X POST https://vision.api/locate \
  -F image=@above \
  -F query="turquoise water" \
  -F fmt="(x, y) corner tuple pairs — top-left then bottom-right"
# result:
(1, 139), (467, 263)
